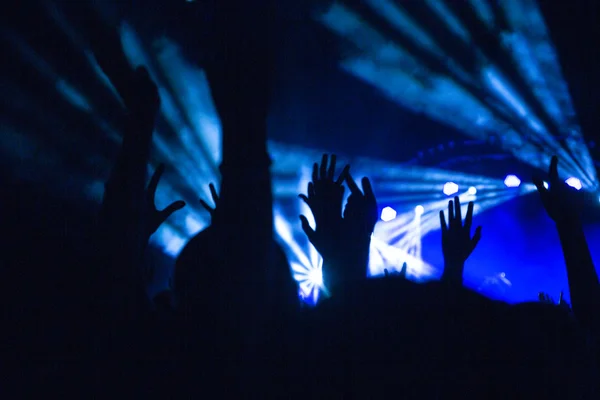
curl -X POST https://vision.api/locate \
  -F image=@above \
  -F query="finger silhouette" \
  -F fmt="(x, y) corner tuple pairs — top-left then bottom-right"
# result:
(158, 200), (186, 224)
(439, 210), (448, 233)
(549, 155), (558, 182)
(362, 177), (374, 200)
(471, 226), (482, 252)
(148, 163), (166, 202)
(146, 164), (185, 235)
(199, 183), (219, 215)
(327, 154), (337, 180)
(464, 201), (474, 232)
(320, 154), (328, 179)
(399, 262), (407, 279)
(299, 182), (316, 208)
(454, 196), (462, 226)
(336, 165), (350, 185)
(299, 215), (316, 242)
(345, 172), (361, 195)
(209, 183), (219, 204)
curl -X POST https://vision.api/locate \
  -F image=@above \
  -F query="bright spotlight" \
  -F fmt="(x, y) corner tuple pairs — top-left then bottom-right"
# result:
(415, 205), (424, 216)
(504, 175), (521, 188)
(468, 186), (477, 195)
(565, 177), (582, 190)
(443, 182), (459, 196)
(543, 181), (549, 189)
(381, 206), (397, 222)
(308, 268), (323, 287)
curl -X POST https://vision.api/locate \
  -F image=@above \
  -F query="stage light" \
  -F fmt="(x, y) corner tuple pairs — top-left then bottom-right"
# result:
(381, 206), (397, 222)
(504, 175), (521, 188)
(308, 268), (323, 287)
(443, 182), (459, 196)
(316, 1), (598, 192)
(565, 177), (582, 191)
(468, 186), (477, 195)
(543, 181), (549, 189)
(415, 205), (424, 216)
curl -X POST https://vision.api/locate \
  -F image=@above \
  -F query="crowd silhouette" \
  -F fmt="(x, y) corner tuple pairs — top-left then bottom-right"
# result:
(5, 2), (600, 398)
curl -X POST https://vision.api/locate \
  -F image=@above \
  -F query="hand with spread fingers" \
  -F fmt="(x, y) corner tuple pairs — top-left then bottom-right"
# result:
(439, 196), (482, 286)
(145, 164), (186, 239)
(341, 172), (378, 280)
(299, 154), (349, 262)
(343, 172), (378, 241)
(299, 154), (379, 289)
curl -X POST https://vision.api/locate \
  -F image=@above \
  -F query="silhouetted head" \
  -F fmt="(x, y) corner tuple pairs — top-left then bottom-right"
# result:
(174, 228), (298, 314)
(173, 227), (224, 313)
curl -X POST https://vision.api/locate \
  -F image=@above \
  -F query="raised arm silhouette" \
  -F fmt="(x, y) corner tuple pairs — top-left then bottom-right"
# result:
(534, 156), (599, 335)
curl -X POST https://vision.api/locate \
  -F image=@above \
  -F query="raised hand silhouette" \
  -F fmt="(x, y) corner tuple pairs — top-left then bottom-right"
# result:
(558, 291), (572, 311)
(533, 156), (598, 334)
(533, 156), (580, 225)
(299, 154), (349, 262)
(341, 172), (378, 282)
(343, 172), (378, 240)
(299, 154), (379, 291)
(439, 196), (482, 286)
(383, 262), (407, 279)
(538, 292), (554, 304)
(539, 291), (571, 311)
(145, 164), (186, 238)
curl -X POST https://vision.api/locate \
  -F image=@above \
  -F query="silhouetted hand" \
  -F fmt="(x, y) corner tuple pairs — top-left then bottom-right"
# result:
(146, 164), (186, 238)
(558, 291), (571, 311)
(299, 155), (380, 291)
(533, 157), (600, 334)
(538, 292), (554, 304)
(539, 291), (571, 311)
(439, 197), (481, 285)
(299, 154), (349, 261)
(343, 173), (378, 241)
(533, 156), (580, 226)
(384, 262), (408, 279)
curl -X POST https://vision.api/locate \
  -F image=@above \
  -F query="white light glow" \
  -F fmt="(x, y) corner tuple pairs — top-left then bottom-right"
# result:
(381, 206), (397, 222)
(443, 182), (459, 196)
(504, 175), (521, 188)
(565, 177), (582, 190)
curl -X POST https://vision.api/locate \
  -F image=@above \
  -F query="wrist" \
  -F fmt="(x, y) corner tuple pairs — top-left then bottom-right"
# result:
(556, 218), (582, 232)
(441, 263), (464, 286)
